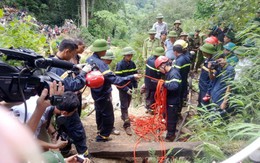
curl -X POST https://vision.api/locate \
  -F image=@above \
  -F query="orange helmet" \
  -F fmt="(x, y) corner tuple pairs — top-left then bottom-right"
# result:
(204, 36), (219, 45)
(85, 70), (104, 88)
(155, 56), (169, 69)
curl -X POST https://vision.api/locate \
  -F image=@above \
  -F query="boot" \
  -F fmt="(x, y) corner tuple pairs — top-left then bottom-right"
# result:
(111, 127), (120, 135)
(125, 127), (133, 136)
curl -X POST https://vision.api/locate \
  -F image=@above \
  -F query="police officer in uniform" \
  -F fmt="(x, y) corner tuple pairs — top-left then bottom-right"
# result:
(144, 47), (164, 114)
(86, 39), (142, 142)
(142, 29), (161, 60)
(171, 20), (183, 37)
(155, 56), (182, 142)
(115, 47), (138, 135)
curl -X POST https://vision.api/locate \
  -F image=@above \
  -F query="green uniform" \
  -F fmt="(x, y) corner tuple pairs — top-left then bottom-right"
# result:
(142, 37), (161, 59)
(171, 27), (183, 37)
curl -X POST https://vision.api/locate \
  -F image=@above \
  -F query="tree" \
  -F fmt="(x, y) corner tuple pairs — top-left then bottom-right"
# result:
(81, 0), (86, 27)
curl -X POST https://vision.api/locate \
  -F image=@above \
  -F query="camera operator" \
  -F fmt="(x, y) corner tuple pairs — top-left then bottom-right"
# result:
(197, 43), (217, 107)
(208, 56), (235, 111)
(48, 39), (91, 92)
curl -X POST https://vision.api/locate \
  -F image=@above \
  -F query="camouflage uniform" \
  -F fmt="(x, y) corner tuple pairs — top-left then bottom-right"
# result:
(142, 30), (161, 60)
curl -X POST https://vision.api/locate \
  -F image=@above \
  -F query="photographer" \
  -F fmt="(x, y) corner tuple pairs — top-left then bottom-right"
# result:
(197, 43), (217, 107)
(54, 91), (89, 158)
(208, 56), (235, 110)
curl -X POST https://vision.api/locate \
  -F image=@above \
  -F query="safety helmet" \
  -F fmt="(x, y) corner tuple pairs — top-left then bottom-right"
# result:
(174, 20), (181, 25)
(155, 56), (169, 68)
(148, 29), (157, 34)
(153, 47), (165, 56)
(204, 36), (219, 45)
(156, 13), (164, 19)
(173, 39), (188, 49)
(101, 50), (115, 60)
(168, 31), (178, 38)
(90, 39), (109, 52)
(180, 32), (188, 37)
(85, 70), (104, 88)
(223, 42), (236, 51)
(121, 47), (135, 55)
(199, 43), (217, 55)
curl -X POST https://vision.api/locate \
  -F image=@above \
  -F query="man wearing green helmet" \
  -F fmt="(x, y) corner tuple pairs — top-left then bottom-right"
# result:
(101, 50), (115, 65)
(86, 39), (142, 142)
(142, 29), (161, 60)
(198, 43), (217, 107)
(144, 47), (164, 114)
(170, 20), (183, 37)
(115, 47), (138, 136)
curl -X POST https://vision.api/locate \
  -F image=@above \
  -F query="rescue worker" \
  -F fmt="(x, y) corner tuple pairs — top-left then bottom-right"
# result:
(115, 47), (138, 136)
(197, 43), (217, 107)
(152, 13), (168, 39)
(86, 39), (142, 142)
(172, 42), (191, 114)
(154, 56), (182, 142)
(223, 42), (239, 67)
(101, 50), (120, 136)
(144, 47), (164, 114)
(171, 20), (183, 37)
(142, 29), (161, 60)
(164, 31), (178, 60)
(48, 39), (91, 92)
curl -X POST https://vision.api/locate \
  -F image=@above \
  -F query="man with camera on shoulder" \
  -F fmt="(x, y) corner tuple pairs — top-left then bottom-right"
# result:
(208, 55), (235, 112)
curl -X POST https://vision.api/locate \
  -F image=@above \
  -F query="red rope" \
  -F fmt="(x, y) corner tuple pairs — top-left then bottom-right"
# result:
(130, 79), (168, 163)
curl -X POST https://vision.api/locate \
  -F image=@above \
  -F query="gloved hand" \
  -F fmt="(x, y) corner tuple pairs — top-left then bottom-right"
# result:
(82, 63), (92, 73)
(127, 89), (133, 96)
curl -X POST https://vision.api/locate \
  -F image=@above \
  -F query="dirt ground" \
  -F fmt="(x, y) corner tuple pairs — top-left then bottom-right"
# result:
(80, 85), (199, 162)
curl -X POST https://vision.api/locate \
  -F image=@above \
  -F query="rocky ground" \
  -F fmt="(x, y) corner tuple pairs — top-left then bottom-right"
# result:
(80, 85), (199, 162)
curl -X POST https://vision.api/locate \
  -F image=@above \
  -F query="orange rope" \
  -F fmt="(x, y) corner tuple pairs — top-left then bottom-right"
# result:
(114, 81), (131, 89)
(130, 79), (168, 163)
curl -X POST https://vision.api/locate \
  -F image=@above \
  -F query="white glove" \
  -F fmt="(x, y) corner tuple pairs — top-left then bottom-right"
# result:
(75, 64), (85, 69)
(127, 89), (133, 96)
(82, 63), (92, 73)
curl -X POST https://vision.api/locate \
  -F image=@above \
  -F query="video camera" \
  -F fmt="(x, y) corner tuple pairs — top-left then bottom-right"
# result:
(209, 61), (219, 70)
(0, 48), (76, 103)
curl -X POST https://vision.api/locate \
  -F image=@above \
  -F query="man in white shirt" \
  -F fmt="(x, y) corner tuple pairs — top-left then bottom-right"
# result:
(152, 13), (168, 39)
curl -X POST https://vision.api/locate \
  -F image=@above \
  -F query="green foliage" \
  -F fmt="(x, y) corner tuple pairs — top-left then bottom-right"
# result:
(0, 15), (47, 54)
(78, 27), (95, 46)
(194, 0), (259, 30)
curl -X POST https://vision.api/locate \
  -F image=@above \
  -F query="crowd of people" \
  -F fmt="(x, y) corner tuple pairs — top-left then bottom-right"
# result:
(0, 6), (78, 40)
(1, 8), (259, 163)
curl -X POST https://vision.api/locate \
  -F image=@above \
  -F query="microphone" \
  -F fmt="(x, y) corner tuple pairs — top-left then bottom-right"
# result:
(35, 58), (74, 70)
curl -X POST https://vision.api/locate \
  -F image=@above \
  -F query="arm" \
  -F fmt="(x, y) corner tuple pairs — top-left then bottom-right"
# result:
(220, 85), (230, 110)
(164, 73), (182, 91)
(49, 67), (86, 92)
(38, 138), (68, 150)
(27, 81), (64, 133)
(143, 40), (147, 60)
